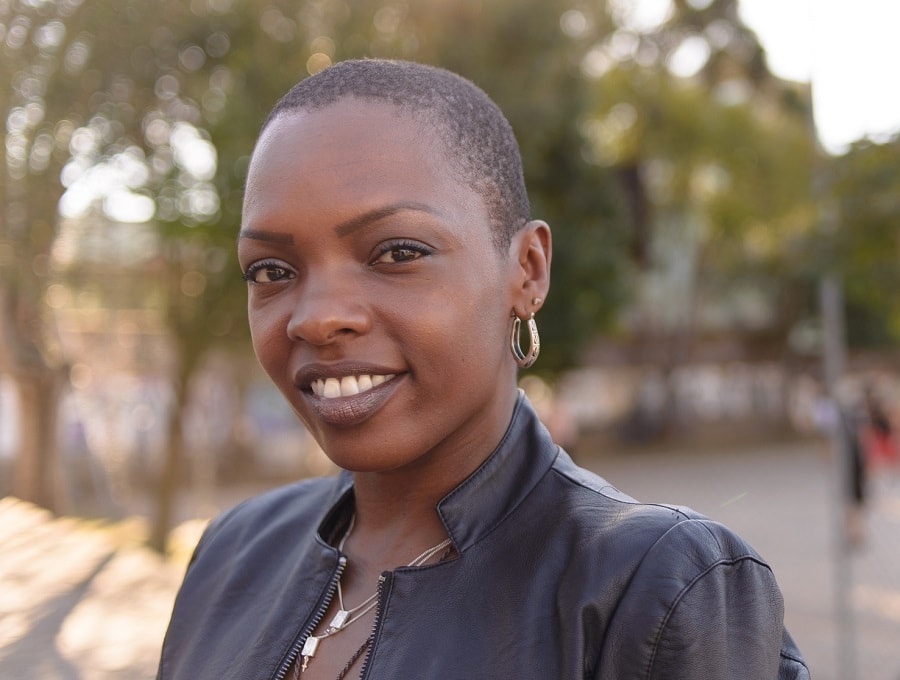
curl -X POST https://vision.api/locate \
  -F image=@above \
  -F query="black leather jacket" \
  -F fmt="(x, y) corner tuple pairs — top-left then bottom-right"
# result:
(159, 395), (809, 679)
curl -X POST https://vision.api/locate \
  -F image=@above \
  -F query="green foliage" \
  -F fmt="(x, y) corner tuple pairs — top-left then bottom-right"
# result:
(4, 0), (897, 377)
(576, 1), (822, 347)
(830, 137), (900, 346)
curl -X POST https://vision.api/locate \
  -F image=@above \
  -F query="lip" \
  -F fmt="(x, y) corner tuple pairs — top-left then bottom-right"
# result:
(294, 363), (405, 428)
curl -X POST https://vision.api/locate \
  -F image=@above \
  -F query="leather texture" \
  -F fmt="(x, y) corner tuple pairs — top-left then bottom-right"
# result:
(158, 394), (810, 679)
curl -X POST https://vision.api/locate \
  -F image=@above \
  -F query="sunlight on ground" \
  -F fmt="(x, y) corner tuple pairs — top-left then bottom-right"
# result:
(0, 497), (202, 679)
(58, 550), (183, 675)
(855, 585), (900, 624)
(878, 494), (900, 523)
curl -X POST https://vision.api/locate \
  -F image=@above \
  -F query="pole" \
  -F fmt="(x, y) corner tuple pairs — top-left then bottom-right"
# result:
(819, 274), (857, 680)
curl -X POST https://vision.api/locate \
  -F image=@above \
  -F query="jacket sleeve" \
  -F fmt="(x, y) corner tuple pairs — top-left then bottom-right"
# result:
(597, 519), (810, 679)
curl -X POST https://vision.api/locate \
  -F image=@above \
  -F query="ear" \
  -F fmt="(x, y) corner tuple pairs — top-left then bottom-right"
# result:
(509, 220), (551, 319)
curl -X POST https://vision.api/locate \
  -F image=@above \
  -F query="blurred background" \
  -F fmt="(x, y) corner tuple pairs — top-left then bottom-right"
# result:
(1, 0), (898, 678)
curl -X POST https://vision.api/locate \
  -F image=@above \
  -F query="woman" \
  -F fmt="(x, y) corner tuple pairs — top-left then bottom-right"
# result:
(158, 59), (809, 679)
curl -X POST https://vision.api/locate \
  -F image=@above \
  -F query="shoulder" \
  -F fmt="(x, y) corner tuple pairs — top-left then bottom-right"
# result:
(549, 450), (776, 608)
(507, 446), (809, 676)
(545, 454), (808, 677)
(160, 476), (348, 679)
(601, 516), (792, 678)
(544, 449), (711, 553)
(191, 475), (343, 562)
(164, 476), (342, 646)
(549, 467), (797, 678)
(549, 451), (771, 571)
(623, 515), (777, 624)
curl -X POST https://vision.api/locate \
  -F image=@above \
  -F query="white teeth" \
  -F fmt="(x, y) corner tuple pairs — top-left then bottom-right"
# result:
(340, 376), (360, 396)
(323, 378), (341, 398)
(311, 374), (395, 399)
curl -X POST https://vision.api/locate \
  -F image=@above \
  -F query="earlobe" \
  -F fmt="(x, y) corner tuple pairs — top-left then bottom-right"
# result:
(510, 220), (551, 319)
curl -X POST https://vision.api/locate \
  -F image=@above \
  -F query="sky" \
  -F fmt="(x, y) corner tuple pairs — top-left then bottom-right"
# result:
(621, 0), (900, 154)
(739, 0), (900, 153)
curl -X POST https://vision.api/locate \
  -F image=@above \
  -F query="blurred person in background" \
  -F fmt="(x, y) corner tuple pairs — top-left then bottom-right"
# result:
(810, 380), (871, 546)
(861, 384), (898, 473)
(157, 59), (808, 679)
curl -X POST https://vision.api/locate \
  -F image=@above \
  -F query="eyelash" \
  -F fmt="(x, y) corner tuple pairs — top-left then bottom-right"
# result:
(371, 239), (434, 264)
(241, 258), (294, 284)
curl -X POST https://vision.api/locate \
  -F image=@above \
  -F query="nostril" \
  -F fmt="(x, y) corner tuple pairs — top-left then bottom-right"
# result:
(283, 271), (372, 344)
(286, 304), (370, 345)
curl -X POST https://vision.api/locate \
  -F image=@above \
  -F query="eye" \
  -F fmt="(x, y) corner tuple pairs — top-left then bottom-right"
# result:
(371, 240), (433, 265)
(242, 259), (295, 284)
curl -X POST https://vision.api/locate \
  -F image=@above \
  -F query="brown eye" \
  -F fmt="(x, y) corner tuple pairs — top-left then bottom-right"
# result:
(371, 240), (433, 265)
(376, 247), (421, 263)
(242, 261), (294, 283)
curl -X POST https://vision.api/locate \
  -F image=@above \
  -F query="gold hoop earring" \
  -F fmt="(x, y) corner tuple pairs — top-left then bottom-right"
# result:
(510, 313), (540, 368)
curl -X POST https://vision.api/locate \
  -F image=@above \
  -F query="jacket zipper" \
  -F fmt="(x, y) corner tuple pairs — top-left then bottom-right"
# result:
(357, 573), (390, 679)
(273, 555), (347, 680)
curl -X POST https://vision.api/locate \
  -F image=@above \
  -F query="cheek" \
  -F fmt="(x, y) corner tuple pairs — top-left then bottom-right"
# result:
(446, 282), (512, 361)
(248, 307), (289, 374)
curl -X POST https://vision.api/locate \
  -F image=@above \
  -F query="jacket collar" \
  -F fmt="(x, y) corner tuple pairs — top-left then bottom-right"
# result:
(326, 392), (558, 553)
(436, 392), (558, 552)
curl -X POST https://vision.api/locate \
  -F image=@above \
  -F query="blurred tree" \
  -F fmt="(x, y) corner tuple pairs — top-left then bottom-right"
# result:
(829, 136), (900, 347)
(2, 0), (630, 546)
(568, 0), (820, 437)
(1, 0), (248, 545)
(15, 0), (886, 544)
(581, 0), (818, 356)
(2, 0), (95, 510)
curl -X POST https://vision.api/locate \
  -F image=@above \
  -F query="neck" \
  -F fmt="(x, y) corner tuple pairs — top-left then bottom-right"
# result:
(352, 387), (518, 508)
(342, 387), (519, 565)
(343, 480), (448, 570)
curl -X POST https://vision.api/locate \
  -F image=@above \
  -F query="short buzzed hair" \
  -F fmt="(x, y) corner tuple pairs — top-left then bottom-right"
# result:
(262, 59), (530, 251)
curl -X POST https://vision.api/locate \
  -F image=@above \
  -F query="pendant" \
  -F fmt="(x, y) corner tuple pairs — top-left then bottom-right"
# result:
(300, 636), (320, 672)
(325, 609), (350, 634)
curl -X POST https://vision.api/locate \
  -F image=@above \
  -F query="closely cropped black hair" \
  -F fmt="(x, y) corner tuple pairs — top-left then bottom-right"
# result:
(262, 59), (530, 251)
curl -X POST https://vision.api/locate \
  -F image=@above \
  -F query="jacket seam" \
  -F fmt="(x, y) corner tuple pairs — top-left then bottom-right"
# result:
(780, 649), (807, 664)
(550, 466), (697, 522)
(645, 554), (774, 680)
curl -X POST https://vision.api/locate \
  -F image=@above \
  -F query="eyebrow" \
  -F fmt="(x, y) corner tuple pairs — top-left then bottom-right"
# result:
(238, 229), (294, 244)
(238, 201), (443, 244)
(334, 202), (443, 237)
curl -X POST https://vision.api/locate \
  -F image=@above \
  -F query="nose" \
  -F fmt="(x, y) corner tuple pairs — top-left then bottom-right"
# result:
(285, 271), (372, 346)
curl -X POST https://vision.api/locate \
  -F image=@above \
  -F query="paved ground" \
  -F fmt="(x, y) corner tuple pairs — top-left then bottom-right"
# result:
(1, 439), (898, 679)
(0, 499), (198, 680)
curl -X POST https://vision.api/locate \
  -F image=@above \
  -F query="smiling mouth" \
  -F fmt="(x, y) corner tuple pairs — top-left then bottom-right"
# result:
(310, 374), (397, 399)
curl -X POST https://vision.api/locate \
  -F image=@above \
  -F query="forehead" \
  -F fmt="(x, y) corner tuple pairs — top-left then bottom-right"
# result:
(243, 99), (484, 229)
(257, 98), (433, 163)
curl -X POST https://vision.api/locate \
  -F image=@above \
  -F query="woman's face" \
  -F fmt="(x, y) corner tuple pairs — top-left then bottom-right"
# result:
(238, 99), (525, 478)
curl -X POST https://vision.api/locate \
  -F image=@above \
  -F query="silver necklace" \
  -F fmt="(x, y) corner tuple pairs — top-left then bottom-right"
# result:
(297, 516), (453, 676)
